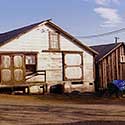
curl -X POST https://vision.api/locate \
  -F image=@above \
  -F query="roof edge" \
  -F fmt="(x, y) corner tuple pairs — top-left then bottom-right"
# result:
(0, 19), (98, 55)
(0, 19), (52, 47)
(99, 42), (123, 62)
(46, 21), (98, 55)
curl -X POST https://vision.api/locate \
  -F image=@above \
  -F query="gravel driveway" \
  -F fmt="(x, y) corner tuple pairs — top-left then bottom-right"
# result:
(0, 94), (125, 125)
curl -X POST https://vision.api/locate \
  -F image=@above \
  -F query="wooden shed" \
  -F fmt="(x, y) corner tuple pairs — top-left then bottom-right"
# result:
(91, 42), (125, 90)
(0, 19), (97, 94)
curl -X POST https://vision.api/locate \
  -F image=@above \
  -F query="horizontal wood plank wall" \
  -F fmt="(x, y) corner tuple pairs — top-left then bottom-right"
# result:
(98, 45), (124, 89)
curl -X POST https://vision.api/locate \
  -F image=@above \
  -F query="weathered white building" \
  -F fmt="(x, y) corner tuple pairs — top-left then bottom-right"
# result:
(0, 19), (97, 93)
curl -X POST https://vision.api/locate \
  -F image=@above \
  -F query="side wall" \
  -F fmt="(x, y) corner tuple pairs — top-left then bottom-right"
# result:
(98, 45), (125, 89)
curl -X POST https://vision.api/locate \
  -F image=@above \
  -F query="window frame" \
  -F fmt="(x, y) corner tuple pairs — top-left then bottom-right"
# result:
(120, 55), (125, 63)
(49, 31), (60, 51)
(25, 54), (37, 75)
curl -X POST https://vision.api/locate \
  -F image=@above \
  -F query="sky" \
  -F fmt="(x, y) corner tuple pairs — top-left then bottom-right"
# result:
(0, 0), (125, 45)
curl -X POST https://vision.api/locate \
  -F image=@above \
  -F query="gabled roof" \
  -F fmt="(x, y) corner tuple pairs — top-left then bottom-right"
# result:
(0, 20), (49, 47)
(91, 42), (124, 62)
(0, 19), (98, 55)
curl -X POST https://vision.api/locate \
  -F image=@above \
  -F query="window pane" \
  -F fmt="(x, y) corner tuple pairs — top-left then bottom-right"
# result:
(1, 55), (11, 68)
(65, 54), (82, 65)
(14, 56), (23, 68)
(26, 56), (36, 64)
(1, 69), (11, 82)
(50, 32), (59, 49)
(25, 55), (36, 75)
(65, 67), (82, 79)
(120, 55), (125, 63)
(14, 69), (23, 81)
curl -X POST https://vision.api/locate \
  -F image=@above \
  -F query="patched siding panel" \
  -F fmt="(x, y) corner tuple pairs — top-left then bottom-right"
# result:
(38, 52), (62, 82)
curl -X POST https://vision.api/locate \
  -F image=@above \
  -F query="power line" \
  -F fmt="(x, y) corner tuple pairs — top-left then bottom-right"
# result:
(77, 27), (125, 39)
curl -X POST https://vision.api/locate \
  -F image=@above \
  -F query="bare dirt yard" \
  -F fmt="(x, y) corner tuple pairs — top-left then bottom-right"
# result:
(0, 93), (125, 125)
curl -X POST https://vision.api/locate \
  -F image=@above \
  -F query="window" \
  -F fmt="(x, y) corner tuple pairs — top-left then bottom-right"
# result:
(120, 55), (125, 63)
(63, 52), (83, 80)
(26, 55), (36, 65)
(25, 55), (37, 75)
(49, 31), (60, 50)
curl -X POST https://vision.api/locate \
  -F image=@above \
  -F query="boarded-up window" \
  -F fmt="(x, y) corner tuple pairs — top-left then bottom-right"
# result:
(1, 55), (12, 83)
(1, 69), (11, 82)
(13, 55), (25, 83)
(1, 55), (11, 68)
(63, 52), (83, 80)
(49, 31), (60, 50)
(65, 54), (81, 65)
(0, 54), (25, 84)
(14, 56), (23, 68)
(14, 69), (23, 81)
(65, 67), (82, 79)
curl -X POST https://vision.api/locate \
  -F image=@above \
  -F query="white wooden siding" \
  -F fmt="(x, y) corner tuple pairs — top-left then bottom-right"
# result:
(83, 52), (94, 91)
(38, 52), (62, 82)
(83, 52), (94, 81)
(60, 35), (83, 51)
(0, 25), (49, 52)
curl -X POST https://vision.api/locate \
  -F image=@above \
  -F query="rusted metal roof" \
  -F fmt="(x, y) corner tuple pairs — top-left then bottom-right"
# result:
(0, 19), (98, 55)
(91, 42), (124, 62)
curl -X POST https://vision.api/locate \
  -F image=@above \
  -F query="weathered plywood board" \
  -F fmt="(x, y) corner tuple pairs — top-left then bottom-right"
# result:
(83, 51), (95, 91)
(38, 52), (62, 82)
(83, 51), (94, 82)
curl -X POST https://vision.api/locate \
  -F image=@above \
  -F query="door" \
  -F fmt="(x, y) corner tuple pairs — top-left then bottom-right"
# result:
(63, 52), (83, 81)
(0, 54), (25, 85)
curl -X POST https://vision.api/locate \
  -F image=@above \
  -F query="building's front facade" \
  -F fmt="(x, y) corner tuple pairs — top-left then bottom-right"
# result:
(0, 20), (97, 93)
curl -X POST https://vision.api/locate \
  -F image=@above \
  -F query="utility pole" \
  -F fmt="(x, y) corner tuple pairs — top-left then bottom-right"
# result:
(114, 37), (119, 44)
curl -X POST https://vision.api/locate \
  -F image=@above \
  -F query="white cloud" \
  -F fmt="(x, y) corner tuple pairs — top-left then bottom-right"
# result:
(95, 0), (120, 5)
(94, 7), (122, 27)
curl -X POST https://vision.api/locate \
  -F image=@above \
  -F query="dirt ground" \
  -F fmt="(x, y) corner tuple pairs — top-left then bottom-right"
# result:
(0, 94), (125, 125)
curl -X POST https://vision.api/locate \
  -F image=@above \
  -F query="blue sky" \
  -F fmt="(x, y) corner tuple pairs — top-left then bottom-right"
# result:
(0, 0), (125, 45)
